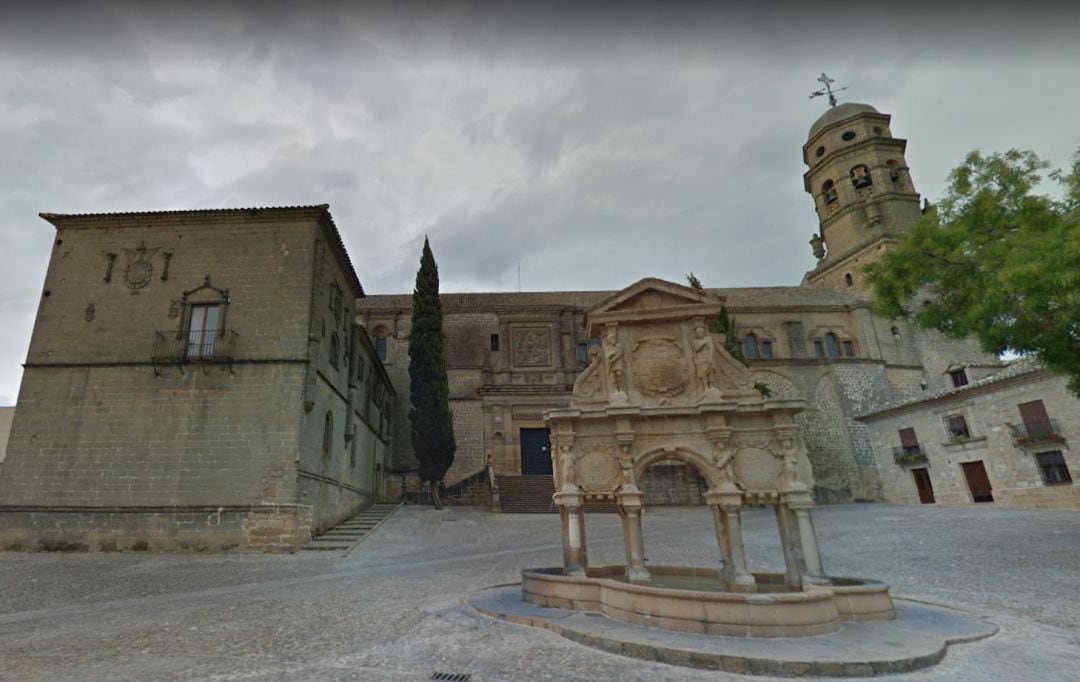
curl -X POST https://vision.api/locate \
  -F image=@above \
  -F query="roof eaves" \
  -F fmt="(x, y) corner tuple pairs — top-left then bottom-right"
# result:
(857, 359), (1046, 419)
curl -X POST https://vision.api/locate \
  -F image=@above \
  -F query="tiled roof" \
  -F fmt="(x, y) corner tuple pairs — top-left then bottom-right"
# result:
(859, 357), (1046, 418)
(358, 286), (861, 312)
(39, 204), (330, 222)
(38, 204), (364, 297)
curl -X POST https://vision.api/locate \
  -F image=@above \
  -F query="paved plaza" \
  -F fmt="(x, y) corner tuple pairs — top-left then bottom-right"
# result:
(0, 503), (1078, 681)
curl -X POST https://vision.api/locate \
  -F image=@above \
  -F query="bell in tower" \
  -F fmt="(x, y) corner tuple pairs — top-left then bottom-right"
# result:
(801, 81), (922, 294)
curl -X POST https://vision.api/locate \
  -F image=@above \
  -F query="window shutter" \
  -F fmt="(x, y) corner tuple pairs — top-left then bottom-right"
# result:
(899, 428), (918, 448)
(1018, 400), (1050, 428)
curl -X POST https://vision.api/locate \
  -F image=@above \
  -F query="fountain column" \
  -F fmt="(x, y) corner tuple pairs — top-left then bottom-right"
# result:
(704, 488), (734, 585)
(709, 482), (755, 591)
(774, 504), (804, 589)
(555, 491), (588, 576)
(787, 493), (827, 584)
(617, 487), (650, 582)
(721, 505), (756, 592)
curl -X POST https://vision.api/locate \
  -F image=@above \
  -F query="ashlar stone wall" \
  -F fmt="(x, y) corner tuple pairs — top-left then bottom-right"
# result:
(0, 207), (391, 551)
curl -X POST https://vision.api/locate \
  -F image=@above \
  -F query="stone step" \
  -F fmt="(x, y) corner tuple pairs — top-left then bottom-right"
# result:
(302, 503), (402, 552)
(304, 541), (353, 550)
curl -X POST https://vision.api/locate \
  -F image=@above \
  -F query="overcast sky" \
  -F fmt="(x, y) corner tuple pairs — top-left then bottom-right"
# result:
(1, 1), (1078, 405)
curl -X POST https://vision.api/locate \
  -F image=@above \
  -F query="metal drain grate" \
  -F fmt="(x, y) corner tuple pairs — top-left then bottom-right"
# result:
(430, 673), (470, 682)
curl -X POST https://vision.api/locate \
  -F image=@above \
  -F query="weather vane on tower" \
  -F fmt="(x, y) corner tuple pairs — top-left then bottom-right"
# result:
(809, 73), (847, 108)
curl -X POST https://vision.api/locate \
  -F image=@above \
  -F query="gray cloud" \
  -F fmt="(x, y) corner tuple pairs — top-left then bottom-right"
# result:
(1, 2), (1079, 403)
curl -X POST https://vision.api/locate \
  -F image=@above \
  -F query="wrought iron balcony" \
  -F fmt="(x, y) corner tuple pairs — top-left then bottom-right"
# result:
(1009, 420), (1066, 447)
(892, 445), (928, 465)
(153, 329), (238, 367)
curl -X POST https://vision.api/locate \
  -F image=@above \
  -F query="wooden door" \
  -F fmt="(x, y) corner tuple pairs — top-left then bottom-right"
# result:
(520, 428), (553, 476)
(1018, 400), (1052, 439)
(911, 467), (935, 504)
(1018, 400), (1050, 428)
(961, 461), (994, 503)
(899, 428), (919, 449)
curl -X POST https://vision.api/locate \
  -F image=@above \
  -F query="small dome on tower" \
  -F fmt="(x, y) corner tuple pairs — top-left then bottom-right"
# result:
(807, 102), (879, 142)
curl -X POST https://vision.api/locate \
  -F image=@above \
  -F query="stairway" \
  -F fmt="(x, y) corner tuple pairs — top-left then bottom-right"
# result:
(496, 475), (556, 513)
(303, 503), (401, 552)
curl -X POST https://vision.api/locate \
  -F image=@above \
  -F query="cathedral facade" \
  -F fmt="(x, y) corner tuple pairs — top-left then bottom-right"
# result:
(359, 102), (995, 505)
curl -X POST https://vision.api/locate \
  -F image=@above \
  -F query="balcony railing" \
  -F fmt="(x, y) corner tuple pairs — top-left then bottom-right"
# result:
(892, 445), (928, 465)
(1009, 420), (1066, 447)
(153, 329), (238, 368)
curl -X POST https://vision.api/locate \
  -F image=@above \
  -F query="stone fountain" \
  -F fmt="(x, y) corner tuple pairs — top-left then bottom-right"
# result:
(524, 278), (894, 637)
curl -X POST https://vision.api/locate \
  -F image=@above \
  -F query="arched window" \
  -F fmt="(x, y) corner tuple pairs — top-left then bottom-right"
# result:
(891, 326), (901, 340)
(886, 159), (902, 188)
(374, 327), (387, 362)
(825, 332), (840, 358)
(329, 333), (340, 368)
(844, 273), (853, 287)
(850, 164), (872, 189)
(821, 179), (838, 204)
(322, 411), (334, 459)
(744, 333), (759, 359)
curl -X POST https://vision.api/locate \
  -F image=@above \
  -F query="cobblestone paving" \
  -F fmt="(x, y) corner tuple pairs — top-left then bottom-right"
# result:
(0, 503), (1077, 681)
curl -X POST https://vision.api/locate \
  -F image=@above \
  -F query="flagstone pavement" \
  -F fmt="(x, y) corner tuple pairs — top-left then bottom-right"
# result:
(0, 502), (1077, 681)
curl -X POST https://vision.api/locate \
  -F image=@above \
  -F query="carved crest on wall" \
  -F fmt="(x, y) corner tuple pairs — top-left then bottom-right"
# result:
(631, 336), (689, 397)
(123, 243), (159, 289)
(513, 328), (550, 366)
(733, 446), (784, 491)
(575, 441), (621, 492)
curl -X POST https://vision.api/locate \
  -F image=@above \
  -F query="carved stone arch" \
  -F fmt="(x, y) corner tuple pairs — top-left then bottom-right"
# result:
(632, 446), (720, 490)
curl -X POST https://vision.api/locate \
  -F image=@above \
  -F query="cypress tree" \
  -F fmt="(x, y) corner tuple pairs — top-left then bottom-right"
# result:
(408, 238), (455, 509)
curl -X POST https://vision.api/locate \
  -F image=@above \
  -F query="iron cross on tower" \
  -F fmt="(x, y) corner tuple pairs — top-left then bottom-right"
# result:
(809, 73), (847, 108)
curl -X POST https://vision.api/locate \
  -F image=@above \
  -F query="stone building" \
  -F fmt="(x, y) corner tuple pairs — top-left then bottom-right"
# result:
(0, 205), (394, 551)
(858, 359), (1078, 509)
(0, 406), (13, 478)
(358, 102), (997, 507)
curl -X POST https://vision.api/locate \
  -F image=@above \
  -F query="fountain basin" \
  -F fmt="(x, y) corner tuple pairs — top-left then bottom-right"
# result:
(522, 565), (893, 638)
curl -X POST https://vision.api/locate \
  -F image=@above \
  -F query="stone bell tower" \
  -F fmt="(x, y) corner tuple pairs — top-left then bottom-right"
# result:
(801, 101), (922, 294)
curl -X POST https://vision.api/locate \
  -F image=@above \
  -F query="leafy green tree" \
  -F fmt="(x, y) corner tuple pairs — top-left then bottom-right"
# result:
(408, 238), (456, 508)
(865, 149), (1080, 395)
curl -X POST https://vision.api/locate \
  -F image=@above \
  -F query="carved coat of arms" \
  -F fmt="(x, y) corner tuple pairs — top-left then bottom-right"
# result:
(123, 244), (159, 289)
(630, 337), (689, 397)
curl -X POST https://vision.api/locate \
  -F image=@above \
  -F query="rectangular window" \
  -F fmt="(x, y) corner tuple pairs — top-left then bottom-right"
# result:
(329, 333), (340, 369)
(813, 340), (825, 358)
(576, 342), (589, 365)
(842, 340), (855, 357)
(949, 369), (969, 387)
(187, 304), (221, 358)
(945, 414), (971, 441)
(760, 340), (774, 359)
(1036, 451), (1072, 485)
(490, 334), (500, 352)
